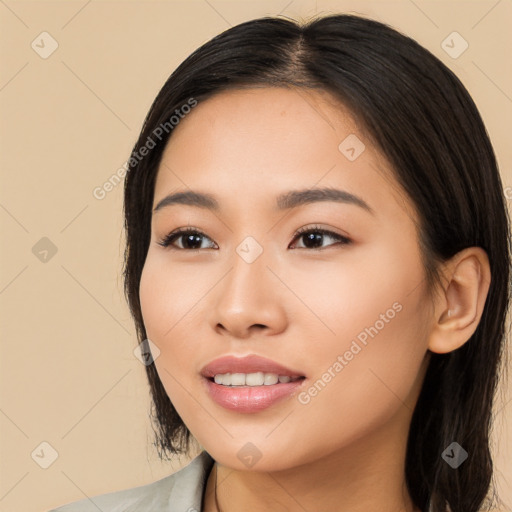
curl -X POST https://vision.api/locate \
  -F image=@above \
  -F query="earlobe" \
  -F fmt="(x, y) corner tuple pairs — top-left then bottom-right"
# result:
(427, 247), (491, 354)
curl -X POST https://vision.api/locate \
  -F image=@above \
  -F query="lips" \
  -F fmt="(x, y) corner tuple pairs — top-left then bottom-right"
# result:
(200, 354), (306, 413)
(200, 354), (305, 379)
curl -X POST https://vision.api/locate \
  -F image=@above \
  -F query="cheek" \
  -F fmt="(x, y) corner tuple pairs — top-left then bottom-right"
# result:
(139, 252), (207, 342)
(287, 238), (427, 357)
(139, 259), (168, 341)
(139, 255), (200, 377)
(139, 257), (203, 414)
(293, 239), (430, 408)
(286, 276), (429, 467)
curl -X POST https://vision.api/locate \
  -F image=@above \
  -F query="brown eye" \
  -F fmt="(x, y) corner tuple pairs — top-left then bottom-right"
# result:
(157, 225), (351, 251)
(157, 228), (216, 250)
(290, 226), (352, 250)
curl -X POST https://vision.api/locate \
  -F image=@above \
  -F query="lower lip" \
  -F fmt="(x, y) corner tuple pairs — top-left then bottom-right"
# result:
(203, 377), (305, 413)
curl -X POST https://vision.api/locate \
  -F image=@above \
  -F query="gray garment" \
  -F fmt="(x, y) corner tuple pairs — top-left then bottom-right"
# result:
(49, 451), (215, 512)
(49, 450), (434, 512)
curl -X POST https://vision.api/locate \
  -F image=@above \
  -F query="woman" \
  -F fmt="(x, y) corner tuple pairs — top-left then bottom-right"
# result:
(50, 12), (511, 512)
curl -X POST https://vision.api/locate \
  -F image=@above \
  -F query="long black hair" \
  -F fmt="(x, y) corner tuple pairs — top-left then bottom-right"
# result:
(122, 13), (511, 512)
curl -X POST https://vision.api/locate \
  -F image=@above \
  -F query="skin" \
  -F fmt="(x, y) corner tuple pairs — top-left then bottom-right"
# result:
(139, 87), (491, 512)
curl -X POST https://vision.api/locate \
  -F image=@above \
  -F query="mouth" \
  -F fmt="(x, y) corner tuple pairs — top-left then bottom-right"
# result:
(200, 354), (306, 413)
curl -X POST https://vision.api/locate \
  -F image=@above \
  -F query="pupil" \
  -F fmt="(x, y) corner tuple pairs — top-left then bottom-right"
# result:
(185, 233), (202, 249)
(304, 233), (322, 248)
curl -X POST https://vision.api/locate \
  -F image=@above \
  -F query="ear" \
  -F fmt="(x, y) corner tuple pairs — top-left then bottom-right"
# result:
(427, 247), (491, 354)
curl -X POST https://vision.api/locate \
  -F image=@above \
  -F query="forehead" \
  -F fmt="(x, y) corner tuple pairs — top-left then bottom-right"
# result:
(153, 87), (412, 220)
(159, 87), (359, 173)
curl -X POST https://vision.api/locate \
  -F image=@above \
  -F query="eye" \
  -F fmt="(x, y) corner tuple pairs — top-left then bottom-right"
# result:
(157, 224), (352, 251)
(157, 227), (216, 250)
(289, 225), (352, 250)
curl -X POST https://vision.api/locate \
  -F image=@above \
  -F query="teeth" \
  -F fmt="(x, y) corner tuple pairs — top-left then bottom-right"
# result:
(213, 372), (301, 387)
(231, 373), (246, 386)
(264, 373), (278, 385)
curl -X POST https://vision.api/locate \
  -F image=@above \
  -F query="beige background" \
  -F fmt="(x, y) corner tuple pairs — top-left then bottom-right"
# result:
(0, 1), (511, 511)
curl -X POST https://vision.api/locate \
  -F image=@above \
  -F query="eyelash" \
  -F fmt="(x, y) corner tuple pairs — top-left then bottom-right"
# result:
(156, 224), (352, 251)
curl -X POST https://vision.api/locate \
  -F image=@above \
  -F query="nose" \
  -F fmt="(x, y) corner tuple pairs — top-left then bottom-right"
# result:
(209, 245), (288, 340)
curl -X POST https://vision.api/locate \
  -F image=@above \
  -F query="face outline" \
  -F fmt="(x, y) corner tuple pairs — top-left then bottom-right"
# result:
(138, 86), (434, 472)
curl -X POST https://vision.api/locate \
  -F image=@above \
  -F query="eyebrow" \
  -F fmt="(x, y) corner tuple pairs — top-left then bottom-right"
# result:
(153, 187), (374, 214)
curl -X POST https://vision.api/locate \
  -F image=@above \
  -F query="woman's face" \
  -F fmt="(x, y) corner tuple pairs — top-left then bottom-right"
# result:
(139, 87), (433, 471)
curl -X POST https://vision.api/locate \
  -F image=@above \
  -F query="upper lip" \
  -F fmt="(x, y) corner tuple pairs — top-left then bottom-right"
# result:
(201, 355), (305, 379)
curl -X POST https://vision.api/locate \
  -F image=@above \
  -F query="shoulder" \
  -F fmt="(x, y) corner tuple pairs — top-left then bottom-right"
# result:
(48, 451), (214, 512)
